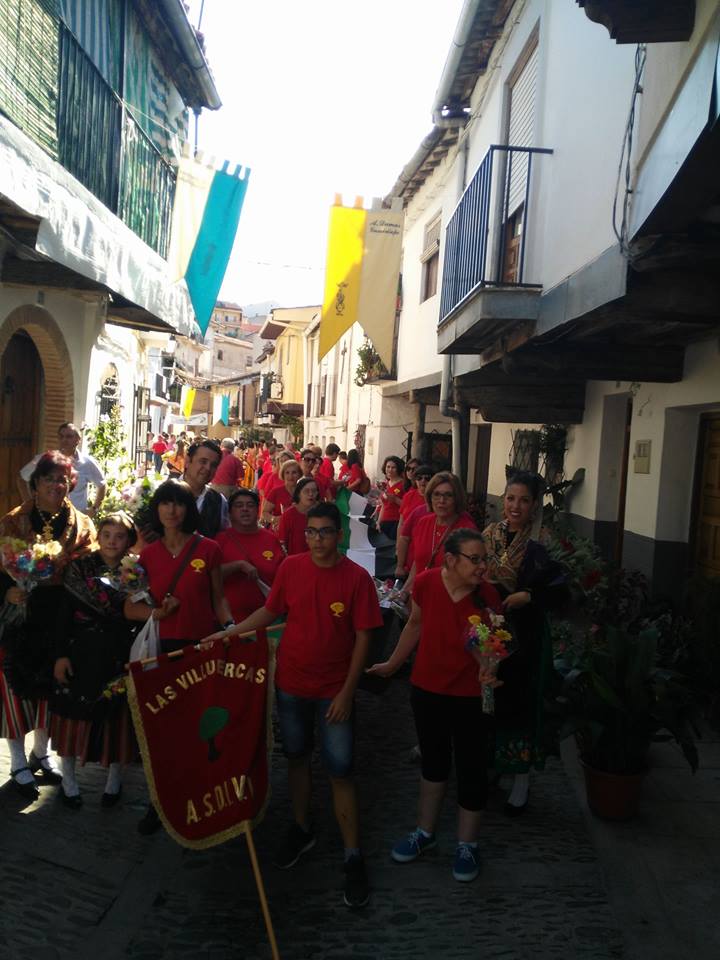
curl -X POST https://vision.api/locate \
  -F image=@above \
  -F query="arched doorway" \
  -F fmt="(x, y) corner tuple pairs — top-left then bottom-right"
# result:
(0, 333), (43, 515)
(0, 306), (74, 516)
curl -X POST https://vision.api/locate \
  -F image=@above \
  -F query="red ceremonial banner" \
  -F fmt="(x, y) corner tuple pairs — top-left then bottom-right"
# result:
(127, 636), (272, 849)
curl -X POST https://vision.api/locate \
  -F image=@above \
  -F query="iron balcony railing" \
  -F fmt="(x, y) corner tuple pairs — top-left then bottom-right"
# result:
(56, 25), (176, 258)
(439, 144), (552, 325)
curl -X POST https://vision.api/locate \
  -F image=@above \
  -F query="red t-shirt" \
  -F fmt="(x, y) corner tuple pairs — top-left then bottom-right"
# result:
(411, 511), (478, 573)
(318, 457), (335, 481)
(215, 527), (283, 621)
(257, 469), (274, 495)
(400, 487), (425, 521)
(265, 485), (293, 516)
(347, 464), (367, 490)
(140, 536), (222, 642)
(411, 568), (502, 696)
(265, 553), (383, 698)
(213, 451), (244, 487)
(379, 480), (405, 523)
(338, 463), (350, 481)
(151, 438), (167, 455)
(278, 505), (310, 555)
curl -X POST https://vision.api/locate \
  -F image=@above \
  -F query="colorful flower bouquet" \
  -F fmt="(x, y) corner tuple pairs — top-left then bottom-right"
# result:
(465, 612), (514, 714)
(0, 536), (64, 628)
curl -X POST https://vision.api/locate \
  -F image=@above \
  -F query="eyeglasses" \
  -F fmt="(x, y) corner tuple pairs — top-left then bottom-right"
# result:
(456, 551), (486, 565)
(431, 491), (454, 500)
(304, 526), (338, 539)
(302, 457), (316, 463)
(38, 475), (69, 486)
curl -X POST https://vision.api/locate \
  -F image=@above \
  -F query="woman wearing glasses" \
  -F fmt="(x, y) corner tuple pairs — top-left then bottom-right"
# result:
(0, 452), (95, 799)
(367, 529), (502, 883)
(400, 472), (477, 599)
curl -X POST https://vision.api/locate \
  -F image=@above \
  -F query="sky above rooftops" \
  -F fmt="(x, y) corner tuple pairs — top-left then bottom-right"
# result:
(186, 0), (465, 308)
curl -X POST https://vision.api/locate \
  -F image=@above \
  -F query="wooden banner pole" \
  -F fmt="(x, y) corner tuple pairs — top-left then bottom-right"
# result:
(244, 824), (280, 960)
(125, 626), (283, 670)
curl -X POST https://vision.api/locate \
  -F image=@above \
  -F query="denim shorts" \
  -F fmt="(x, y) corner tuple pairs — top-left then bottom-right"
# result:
(275, 688), (354, 778)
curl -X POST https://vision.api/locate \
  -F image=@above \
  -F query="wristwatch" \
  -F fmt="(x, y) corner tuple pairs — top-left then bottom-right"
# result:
(222, 620), (235, 630)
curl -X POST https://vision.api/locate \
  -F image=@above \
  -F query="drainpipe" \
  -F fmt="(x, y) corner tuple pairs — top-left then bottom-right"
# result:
(431, 0), (485, 126)
(440, 354), (463, 477)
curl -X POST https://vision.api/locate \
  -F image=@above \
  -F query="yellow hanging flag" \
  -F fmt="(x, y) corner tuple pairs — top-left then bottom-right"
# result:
(182, 387), (196, 419)
(318, 204), (366, 360)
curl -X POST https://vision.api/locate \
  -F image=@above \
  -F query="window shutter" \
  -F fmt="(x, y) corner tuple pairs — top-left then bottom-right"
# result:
(507, 44), (538, 215)
(0, 0), (60, 157)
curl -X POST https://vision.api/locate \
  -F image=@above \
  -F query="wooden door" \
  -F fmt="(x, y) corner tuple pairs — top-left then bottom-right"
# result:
(693, 414), (720, 579)
(0, 332), (43, 516)
(502, 206), (523, 284)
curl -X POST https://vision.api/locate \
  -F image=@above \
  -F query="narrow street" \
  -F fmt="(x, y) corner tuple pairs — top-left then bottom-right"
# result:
(0, 672), (622, 960)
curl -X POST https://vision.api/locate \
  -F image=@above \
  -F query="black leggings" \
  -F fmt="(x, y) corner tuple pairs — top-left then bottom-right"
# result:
(411, 685), (490, 812)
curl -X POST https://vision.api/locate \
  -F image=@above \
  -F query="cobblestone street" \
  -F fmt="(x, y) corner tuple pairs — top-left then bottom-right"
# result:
(0, 671), (624, 960)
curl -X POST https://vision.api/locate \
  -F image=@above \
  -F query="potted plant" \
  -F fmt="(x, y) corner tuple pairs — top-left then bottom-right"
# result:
(553, 624), (698, 820)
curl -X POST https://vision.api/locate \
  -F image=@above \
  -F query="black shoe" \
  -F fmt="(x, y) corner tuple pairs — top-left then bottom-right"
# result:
(273, 823), (316, 869)
(137, 804), (162, 835)
(101, 786), (122, 808)
(61, 789), (83, 810)
(10, 767), (39, 801)
(343, 854), (370, 909)
(28, 751), (63, 785)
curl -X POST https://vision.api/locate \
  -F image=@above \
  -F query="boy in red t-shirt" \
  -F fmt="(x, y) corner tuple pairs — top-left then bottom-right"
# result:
(209, 502), (382, 909)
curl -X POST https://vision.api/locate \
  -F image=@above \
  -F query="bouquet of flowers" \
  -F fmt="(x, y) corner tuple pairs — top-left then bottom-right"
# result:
(100, 555), (150, 603)
(465, 612), (514, 714)
(0, 536), (64, 629)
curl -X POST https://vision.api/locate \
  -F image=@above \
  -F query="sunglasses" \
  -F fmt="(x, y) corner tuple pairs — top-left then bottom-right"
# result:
(304, 526), (338, 539)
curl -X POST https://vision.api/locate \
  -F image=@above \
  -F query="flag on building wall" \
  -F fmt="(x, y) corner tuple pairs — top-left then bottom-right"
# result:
(319, 201), (404, 369)
(181, 385), (196, 418)
(212, 393), (230, 426)
(168, 148), (250, 336)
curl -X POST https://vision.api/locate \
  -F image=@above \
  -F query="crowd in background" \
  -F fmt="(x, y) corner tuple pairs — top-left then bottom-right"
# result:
(0, 424), (564, 907)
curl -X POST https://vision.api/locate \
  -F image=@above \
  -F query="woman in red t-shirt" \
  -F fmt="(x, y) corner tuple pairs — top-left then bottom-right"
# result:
(377, 456), (405, 541)
(216, 488), (284, 622)
(368, 529), (502, 883)
(278, 477), (318, 555)
(262, 458), (301, 527)
(125, 480), (233, 652)
(345, 448), (369, 494)
(401, 472), (477, 599)
(395, 465), (433, 578)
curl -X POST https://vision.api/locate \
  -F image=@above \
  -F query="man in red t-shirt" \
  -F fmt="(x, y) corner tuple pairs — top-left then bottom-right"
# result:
(211, 502), (382, 909)
(318, 443), (340, 485)
(211, 438), (245, 498)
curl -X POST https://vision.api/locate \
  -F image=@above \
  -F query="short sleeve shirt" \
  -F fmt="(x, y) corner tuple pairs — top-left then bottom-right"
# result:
(410, 568), (503, 696)
(411, 511), (478, 573)
(215, 527), (283, 621)
(266, 553), (383, 698)
(379, 480), (405, 522)
(265, 486), (293, 516)
(140, 536), (222, 642)
(278, 506), (310, 555)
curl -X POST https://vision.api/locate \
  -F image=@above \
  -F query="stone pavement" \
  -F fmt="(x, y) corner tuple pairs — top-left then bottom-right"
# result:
(2, 672), (629, 960)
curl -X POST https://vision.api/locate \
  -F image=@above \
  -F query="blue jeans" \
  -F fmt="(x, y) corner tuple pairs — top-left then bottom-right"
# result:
(275, 688), (354, 778)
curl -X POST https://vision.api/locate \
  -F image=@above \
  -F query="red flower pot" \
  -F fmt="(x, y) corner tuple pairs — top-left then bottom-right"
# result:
(581, 760), (646, 821)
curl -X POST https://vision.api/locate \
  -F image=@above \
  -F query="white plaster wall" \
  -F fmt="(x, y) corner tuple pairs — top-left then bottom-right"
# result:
(83, 323), (145, 452)
(0, 286), (103, 428)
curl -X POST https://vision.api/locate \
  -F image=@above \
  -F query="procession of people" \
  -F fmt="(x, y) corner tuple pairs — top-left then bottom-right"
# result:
(0, 426), (564, 911)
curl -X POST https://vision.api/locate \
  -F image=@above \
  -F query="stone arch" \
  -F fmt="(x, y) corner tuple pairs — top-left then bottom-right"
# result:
(0, 305), (74, 449)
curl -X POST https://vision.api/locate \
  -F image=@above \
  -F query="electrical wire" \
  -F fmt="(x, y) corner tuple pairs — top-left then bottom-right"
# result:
(612, 43), (647, 258)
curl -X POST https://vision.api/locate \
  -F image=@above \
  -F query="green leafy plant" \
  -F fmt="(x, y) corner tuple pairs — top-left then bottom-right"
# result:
(552, 625), (698, 775)
(354, 338), (389, 386)
(86, 405), (128, 471)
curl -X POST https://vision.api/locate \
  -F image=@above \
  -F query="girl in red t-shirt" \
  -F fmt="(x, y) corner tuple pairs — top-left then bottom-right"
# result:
(278, 477), (319, 555)
(377, 456), (405, 541)
(345, 448), (369, 494)
(368, 528), (502, 884)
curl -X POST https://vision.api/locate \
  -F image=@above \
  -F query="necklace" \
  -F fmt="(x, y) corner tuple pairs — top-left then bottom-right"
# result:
(37, 505), (65, 541)
(164, 536), (190, 559)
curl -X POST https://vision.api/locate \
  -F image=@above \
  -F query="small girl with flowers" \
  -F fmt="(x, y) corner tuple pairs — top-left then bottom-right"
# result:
(50, 512), (146, 808)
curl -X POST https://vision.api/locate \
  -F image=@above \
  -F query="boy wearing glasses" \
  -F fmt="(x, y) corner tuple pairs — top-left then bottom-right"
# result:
(211, 502), (382, 909)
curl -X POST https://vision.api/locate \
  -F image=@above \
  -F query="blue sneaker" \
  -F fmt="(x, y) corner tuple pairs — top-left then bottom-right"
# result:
(391, 828), (437, 863)
(452, 842), (480, 882)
